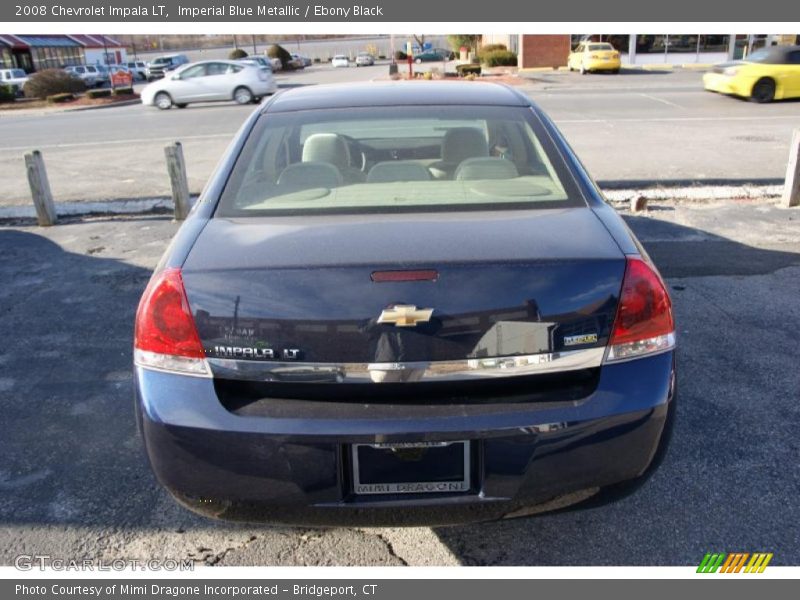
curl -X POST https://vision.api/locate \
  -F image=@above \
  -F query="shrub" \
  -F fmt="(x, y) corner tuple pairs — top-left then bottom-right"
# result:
(112, 86), (134, 96)
(24, 69), (86, 99)
(228, 48), (248, 60)
(46, 93), (74, 104)
(480, 50), (517, 67)
(266, 44), (293, 70)
(378, 54), (386, 60)
(0, 84), (15, 103)
(456, 64), (482, 77)
(394, 50), (408, 61)
(313, 57), (321, 63)
(86, 88), (112, 99)
(480, 43), (508, 54)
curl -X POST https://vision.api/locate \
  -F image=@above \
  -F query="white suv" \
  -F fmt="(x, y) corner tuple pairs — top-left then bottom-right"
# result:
(124, 61), (148, 80)
(0, 68), (28, 95)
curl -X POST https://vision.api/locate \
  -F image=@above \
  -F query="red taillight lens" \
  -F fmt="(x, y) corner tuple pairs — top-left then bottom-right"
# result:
(607, 257), (675, 361)
(135, 268), (205, 359)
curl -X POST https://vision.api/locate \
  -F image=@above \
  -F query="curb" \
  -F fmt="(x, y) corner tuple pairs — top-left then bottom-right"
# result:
(0, 98), (140, 118)
(0, 186), (787, 222)
(0, 197), (174, 220)
(602, 184), (783, 203)
(62, 98), (141, 113)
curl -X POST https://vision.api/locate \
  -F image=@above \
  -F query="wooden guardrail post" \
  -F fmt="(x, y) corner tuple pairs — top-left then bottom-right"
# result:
(164, 141), (191, 220)
(24, 150), (57, 226)
(783, 129), (800, 208)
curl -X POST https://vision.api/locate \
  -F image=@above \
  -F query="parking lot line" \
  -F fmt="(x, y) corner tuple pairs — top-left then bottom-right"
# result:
(639, 93), (684, 108)
(0, 133), (233, 153)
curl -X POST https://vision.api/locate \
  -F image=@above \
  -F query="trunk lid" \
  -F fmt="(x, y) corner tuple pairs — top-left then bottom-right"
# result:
(182, 208), (625, 364)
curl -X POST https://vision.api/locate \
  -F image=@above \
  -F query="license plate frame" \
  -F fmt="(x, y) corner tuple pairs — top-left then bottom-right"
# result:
(351, 441), (471, 495)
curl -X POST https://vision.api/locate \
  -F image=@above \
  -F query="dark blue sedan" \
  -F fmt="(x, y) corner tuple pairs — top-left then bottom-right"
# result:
(134, 82), (676, 526)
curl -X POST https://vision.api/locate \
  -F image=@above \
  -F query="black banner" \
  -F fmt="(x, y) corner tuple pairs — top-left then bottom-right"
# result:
(4, 579), (798, 600)
(2, 0), (797, 22)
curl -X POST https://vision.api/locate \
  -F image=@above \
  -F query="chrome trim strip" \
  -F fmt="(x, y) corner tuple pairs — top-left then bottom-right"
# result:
(206, 347), (606, 383)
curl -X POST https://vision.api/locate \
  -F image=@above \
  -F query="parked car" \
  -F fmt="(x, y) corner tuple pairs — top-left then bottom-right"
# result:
(146, 54), (190, 81)
(140, 60), (277, 109)
(0, 68), (28, 95)
(237, 56), (274, 73)
(355, 52), (375, 67)
(93, 65), (110, 85)
(703, 45), (800, 103)
(567, 42), (621, 74)
(413, 50), (448, 63)
(63, 65), (97, 87)
(134, 81), (676, 526)
(331, 55), (349, 68)
(291, 53), (312, 67)
(124, 60), (148, 80)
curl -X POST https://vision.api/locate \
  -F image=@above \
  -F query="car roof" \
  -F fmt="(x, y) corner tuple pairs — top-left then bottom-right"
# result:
(264, 81), (531, 113)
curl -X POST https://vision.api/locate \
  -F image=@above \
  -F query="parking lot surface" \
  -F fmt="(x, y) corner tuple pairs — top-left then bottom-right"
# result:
(1, 198), (798, 566)
(1, 69), (799, 206)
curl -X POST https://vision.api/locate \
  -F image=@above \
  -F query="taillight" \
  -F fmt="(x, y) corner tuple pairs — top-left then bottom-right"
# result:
(134, 267), (209, 376)
(605, 257), (675, 362)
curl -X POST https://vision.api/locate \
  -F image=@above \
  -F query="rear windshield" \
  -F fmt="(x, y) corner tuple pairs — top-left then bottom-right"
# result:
(216, 105), (584, 217)
(588, 44), (614, 51)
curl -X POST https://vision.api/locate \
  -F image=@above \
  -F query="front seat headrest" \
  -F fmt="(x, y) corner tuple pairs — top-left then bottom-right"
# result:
(302, 133), (350, 171)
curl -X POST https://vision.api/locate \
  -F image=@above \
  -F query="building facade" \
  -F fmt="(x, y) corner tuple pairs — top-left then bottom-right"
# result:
(0, 34), (125, 73)
(494, 34), (800, 69)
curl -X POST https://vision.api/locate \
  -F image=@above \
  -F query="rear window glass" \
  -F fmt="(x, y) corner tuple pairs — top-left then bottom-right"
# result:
(216, 105), (585, 217)
(588, 44), (614, 51)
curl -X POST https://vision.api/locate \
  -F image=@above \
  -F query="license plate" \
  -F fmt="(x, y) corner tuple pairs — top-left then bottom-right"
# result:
(351, 441), (471, 495)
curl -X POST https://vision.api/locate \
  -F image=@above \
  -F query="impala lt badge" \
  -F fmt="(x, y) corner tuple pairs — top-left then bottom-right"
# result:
(378, 305), (434, 327)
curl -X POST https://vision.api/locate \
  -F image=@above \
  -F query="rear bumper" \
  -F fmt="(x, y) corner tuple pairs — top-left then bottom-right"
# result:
(585, 58), (621, 71)
(135, 351), (676, 526)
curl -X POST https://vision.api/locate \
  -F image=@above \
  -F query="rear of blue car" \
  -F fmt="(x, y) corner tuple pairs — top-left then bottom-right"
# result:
(134, 83), (675, 526)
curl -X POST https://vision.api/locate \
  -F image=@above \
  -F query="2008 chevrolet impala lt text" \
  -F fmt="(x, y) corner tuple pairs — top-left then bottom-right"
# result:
(133, 82), (676, 526)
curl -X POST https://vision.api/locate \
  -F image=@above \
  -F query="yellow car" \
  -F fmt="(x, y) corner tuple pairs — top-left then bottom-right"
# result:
(567, 42), (621, 74)
(703, 45), (800, 103)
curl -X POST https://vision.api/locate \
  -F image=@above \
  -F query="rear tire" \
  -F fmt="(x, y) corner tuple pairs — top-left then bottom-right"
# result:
(233, 86), (253, 105)
(751, 78), (776, 103)
(154, 92), (172, 110)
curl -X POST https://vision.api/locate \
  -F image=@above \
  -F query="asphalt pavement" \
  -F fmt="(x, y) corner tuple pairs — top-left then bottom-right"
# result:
(1, 68), (799, 206)
(1, 198), (798, 566)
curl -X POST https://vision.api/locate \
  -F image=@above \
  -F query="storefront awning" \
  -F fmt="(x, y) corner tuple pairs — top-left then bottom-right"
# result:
(10, 35), (82, 48)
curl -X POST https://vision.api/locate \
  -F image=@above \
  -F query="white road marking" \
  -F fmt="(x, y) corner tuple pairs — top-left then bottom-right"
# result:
(639, 93), (684, 108)
(0, 133), (232, 153)
(555, 115), (800, 124)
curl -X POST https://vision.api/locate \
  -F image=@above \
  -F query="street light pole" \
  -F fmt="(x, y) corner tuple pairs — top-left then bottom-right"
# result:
(103, 35), (115, 92)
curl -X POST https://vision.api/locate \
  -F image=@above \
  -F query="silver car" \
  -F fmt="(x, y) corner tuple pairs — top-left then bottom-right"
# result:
(140, 60), (278, 109)
(64, 65), (97, 87)
(355, 53), (375, 67)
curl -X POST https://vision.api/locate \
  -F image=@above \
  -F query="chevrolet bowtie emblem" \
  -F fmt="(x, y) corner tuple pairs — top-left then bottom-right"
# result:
(377, 305), (434, 327)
